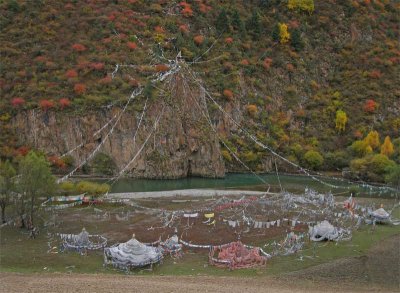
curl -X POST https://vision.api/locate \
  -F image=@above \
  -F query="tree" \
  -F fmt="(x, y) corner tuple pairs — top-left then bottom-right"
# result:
(246, 10), (261, 37)
(364, 130), (380, 150)
(231, 9), (244, 33)
(272, 23), (280, 42)
(18, 151), (56, 229)
(381, 136), (394, 157)
(304, 150), (324, 170)
(350, 140), (372, 157)
(288, 0), (315, 14)
(291, 28), (304, 51)
(216, 9), (230, 34)
(279, 23), (290, 44)
(335, 110), (347, 132)
(385, 164), (400, 190)
(0, 160), (16, 223)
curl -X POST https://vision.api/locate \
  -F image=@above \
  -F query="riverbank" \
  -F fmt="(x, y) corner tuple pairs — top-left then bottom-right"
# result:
(105, 189), (275, 200)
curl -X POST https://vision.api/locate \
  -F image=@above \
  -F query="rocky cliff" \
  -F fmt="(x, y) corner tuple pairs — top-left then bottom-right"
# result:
(13, 70), (230, 179)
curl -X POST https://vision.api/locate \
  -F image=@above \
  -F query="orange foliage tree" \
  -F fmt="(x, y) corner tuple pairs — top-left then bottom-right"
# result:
(364, 99), (377, 113)
(74, 83), (86, 95)
(223, 89), (234, 101)
(39, 99), (55, 111)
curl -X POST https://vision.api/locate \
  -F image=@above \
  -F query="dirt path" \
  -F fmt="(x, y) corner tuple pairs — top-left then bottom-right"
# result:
(0, 273), (389, 293)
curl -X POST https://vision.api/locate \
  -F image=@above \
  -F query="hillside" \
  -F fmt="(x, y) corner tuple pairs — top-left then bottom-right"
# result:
(0, 0), (399, 182)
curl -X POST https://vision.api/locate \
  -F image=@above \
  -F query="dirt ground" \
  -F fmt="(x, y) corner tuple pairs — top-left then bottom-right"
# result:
(1, 235), (398, 293)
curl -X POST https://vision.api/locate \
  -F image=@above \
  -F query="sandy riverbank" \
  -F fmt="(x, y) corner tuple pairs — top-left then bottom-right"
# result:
(104, 189), (276, 200)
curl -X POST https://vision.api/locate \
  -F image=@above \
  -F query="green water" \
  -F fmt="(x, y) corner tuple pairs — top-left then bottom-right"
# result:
(108, 173), (396, 197)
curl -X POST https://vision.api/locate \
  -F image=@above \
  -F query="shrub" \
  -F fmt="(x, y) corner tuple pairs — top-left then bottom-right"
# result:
(385, 164), (400, 189)
(288, 0), (315, 14)
(223, 89), (234, 101)
(59, 98), (71, 109)
(179, 24), (189, 34)
(364, 99), (377, 113)
(75, 181), (110, 196)
(92, 153), (116, 175)
(127, 41), (137, 49)
(224, 37), (234, 44)
(350, 140), (372, 157)
(155, 64), (169, 72)
(39, 99), (55, 111)
(304, 150), (324, 170)
(193, 35), (204, 45)
(72, 43), (87, 52)
(180, 2), (193, 17)
(221, 150), (232, 162)
(11, 97), (25, 108)
(74, 83), (86, 95)
(246, 104), (258, 117)
(65, 69), (78, 78)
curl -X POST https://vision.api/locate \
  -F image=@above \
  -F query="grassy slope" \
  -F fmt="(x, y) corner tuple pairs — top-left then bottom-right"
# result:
(0, 0), (399, 172)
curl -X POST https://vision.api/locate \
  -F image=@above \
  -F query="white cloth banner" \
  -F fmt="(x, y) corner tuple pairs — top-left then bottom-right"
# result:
(183, 213), (198, 218)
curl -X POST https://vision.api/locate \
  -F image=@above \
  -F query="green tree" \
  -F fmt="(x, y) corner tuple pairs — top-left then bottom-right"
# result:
(246, 10), (261, 38)
(92, 153), (117, 175)
(272, 23), (280, 42)
(335, 110), (347, 132)
(304, 150), (324, 170)
(350, 140), (372, 157)
(385, 164), (400, 190)
(0, 160), (16, 223)
(291, 28), (304, 51)
(216, 9), (230, 34)
(18, 151), (56, 228)
(231, 9), (245, 34)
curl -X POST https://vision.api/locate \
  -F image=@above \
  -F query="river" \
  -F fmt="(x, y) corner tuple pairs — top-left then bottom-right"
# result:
(103, 173), (397, 198)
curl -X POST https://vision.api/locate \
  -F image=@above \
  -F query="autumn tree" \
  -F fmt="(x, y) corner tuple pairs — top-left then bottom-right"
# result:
(335, 110), (347, 132)
(18, 151), (56, 229)
(279, 23), (290, 44)
(381, 136), (394, 157)
(364, 130), (380, 150)
(288, 0), (315, 14)
(0, 160), (16, 223)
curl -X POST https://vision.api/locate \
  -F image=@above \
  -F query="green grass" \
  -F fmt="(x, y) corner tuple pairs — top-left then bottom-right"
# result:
(1, 216), (399, 277)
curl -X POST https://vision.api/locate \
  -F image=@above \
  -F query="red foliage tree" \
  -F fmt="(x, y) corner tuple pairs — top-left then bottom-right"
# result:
(193, 35), (204, 45)
(240, 59), (250, 66)
(225, 37), (234, 44)
(368, 70), (382, 79)
(127, 41), (137, 49)
(179, 24), (190, 34)
(59, 98), (71, 109)
(74, 83), (86, 95)
(90, 62), (105, 70)
(48, 155), (66, 169)
(65, 69), (78, 78)
(364, 99), (377, 113)
(16, 146), (29, 157)
(39, 99), (55, 111)
(11, 97), (25, 108)
(180, 2), (193, 17)
(223, 89), (234, 101)
(99, 76), (112, 85)
(72, 43), (87, 52)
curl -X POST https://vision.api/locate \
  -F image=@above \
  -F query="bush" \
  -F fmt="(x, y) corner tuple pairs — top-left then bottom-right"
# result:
(91, 153), (116, 175)
(350, 154), (396, 182)
(75, 181), (110, 196)
(385, 164), (400, 189)
(304, 150), (324, 170)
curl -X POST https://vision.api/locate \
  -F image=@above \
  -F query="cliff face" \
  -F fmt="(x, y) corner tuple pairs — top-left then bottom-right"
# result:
(13, 71), (228, 179)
